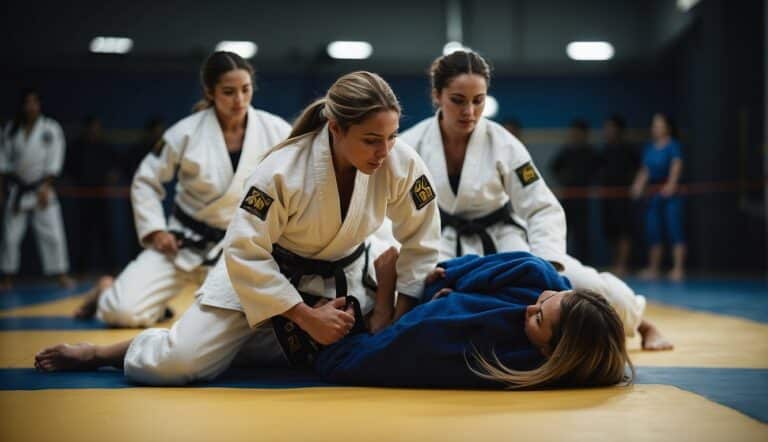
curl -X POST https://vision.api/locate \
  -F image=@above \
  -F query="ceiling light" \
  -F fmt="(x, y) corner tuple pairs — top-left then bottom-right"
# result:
(90, 37), (133, 54)
(443, 41), (469, 55)
(216, 41), (258, 59)
(327, 41), (373, 60)
(566, 41), (614, 61)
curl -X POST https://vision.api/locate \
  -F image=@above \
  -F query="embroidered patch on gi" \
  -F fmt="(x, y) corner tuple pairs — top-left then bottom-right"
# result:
(151, 138), (166, 157)
(411, 174), (436, 210)
(42, 131), (53, 146)
(515, 162), (539, 187)
(241, 186), (274, 220)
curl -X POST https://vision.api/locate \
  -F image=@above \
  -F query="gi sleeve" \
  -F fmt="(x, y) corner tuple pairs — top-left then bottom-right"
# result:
(499, 139), (567, 266)
(386, 152), (441, 300)
(224, 169), (303, 324)
(0, 126), (10, 175)
(44, 120), (66, 177)
(130, 132), (182, 244)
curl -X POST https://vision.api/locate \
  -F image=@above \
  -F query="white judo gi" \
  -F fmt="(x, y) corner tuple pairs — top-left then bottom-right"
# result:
(96, 106), (290, 327)
(380, 114), (646, 336)
(0, 116), (69, 276)
(124, 124), (442, 385)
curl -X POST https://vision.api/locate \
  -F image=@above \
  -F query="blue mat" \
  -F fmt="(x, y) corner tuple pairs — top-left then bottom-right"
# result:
(1, 367), (765, 423)
(626, 278), (768, 323)
(0, 282), (92, 310)
(0, 316), (109, 331)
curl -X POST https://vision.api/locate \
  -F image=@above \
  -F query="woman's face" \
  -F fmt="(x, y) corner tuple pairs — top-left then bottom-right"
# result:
(651, 114), (669, 140)
(23, 93), (41, 121)
(434, 73), (487, 137)
(208, 69), (252, 122)
(524, 290), (568, 357)
(329, 109), (399, 175)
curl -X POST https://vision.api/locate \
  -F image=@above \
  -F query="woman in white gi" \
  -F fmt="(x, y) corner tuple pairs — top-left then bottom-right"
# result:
(72, 51), (291, 327)
(394, 51), (672, 350)
(36, 71), (441, 385)
(0, 89), (74, 290)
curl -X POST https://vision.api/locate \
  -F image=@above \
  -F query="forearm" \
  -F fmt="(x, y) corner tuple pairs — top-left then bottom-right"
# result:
(393, 294), (417, 322)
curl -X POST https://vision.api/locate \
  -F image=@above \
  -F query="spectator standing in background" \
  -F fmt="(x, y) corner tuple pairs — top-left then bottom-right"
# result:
(631, 113), (686, 282)
(599, 115), (640, 276)
(550, 119), (598, 262)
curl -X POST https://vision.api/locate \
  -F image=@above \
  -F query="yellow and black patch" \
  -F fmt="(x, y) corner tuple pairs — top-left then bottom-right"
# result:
(410, 174), (436, 210)
(240, 186), (274, 220)
(515, 162), (539, 187)
(152, 138), (166, 157)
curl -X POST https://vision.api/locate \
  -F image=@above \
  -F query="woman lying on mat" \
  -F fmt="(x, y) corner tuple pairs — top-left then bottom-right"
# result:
(37, 249), (633, 389)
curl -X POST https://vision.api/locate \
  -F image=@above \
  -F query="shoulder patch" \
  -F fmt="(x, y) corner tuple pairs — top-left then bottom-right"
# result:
(152, 138), (166, 157)
(41, 131), (53, 146)
(515, 162), (539, 187)
(241, 186), (274, 220)
(410, 174), (436, 210)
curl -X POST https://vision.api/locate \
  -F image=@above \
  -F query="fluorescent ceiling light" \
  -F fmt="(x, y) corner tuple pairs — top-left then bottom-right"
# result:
(566, 41), (614, 61)
(483, 95), (499, 118)
(677, 0), (700, 12)
(216, 41), (258, 58)
(90, 37), (133, 54)
(327, 41), (373, 60)
(443, 41), (470, 55)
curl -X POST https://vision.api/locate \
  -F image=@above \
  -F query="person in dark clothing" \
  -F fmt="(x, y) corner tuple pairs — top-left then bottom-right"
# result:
(598, 115), (640, 276)
(550, 119), (598, 262)
(68, 116), (117, 273)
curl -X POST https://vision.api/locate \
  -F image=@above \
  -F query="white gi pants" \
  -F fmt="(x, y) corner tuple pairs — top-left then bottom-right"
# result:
(124, 298), (287, 386)
(0, 196), (69, 275)
(97, 248), (207, 327)
(559, 255), (646, 337)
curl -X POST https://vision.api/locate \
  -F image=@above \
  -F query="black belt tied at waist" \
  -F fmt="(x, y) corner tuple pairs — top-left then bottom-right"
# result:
(271, 242), (369, 367)
(6, 174), (46, 213)
(170, 204), (227, 265)
(440, 202), (527, 257)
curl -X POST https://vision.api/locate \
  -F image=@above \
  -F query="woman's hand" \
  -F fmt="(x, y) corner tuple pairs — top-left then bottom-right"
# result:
(425, 266), (446, 284)
(660, 181), (677, 197)
(296, 298), (356, 345)
(147, 231), (180, 256)
(36, 184), (51, 208)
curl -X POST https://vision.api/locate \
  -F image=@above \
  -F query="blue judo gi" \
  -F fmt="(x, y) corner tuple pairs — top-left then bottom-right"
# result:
(314, 252), (572, 388)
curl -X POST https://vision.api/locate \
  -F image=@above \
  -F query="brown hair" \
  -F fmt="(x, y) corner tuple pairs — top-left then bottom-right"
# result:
(274, 71), (401, 149)
(193, 51), (255, 112)
(472, 289), (634, 389)
(429, 50), (491, 94)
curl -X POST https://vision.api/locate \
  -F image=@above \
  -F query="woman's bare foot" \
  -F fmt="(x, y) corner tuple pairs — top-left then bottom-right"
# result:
(34, 343), (100, 371)
(73, 276), (114, 319)
(637, 268), (660, 281)
(667, 267), (685, 282)
(638, 320), (674, 351)
(57, 274), (76, 289)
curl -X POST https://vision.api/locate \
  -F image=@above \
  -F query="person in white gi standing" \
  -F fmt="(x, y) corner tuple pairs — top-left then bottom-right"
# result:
(0, 89), (74, 290)
(389, 51), (672, 350)
(35, 71), (442, 385)
(72, 51), (291, 327)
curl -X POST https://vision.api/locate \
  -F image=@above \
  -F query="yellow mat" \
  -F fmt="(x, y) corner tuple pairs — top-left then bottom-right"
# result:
(1, 385), (765, 442)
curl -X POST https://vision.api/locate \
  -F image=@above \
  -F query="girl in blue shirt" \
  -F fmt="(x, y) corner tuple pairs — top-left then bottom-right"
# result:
(631, 113), (686, 281)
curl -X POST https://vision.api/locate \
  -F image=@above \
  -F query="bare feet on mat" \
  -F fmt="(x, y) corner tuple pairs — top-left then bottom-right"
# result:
(637, 268), (660, 281)
(639, 320), (674, 351)
(57, 274), (76, 289)
(73, 276), (113, 319)
(34, 343), (100, 371)
(667, 267), (685, 282)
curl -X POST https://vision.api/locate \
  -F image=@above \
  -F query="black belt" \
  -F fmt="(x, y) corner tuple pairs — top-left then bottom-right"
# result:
(170, 204), (227, 265)
(6, 175), (46, 213)
(440, 202), (527, 257)
(271, 243), (369, 367)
